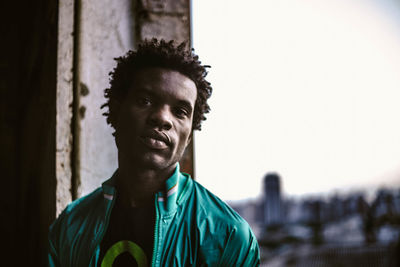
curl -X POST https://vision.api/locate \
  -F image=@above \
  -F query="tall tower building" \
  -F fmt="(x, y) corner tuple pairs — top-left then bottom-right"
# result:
(263, 172), (282, 226)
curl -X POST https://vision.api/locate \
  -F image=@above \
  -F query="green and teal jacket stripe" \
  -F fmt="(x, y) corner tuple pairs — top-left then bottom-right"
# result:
(48, 164), (260, 266)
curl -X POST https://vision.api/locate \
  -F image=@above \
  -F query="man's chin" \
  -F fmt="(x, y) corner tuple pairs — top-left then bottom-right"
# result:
(120, 149), (178, 172)
(137, 153), (172, 170)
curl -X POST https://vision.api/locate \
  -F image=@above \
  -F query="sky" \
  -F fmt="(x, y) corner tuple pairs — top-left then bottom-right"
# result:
(192, 0), (400, 201)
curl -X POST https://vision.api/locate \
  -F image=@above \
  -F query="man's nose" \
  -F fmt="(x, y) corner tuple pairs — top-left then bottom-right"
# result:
(148, 105), (173, 130)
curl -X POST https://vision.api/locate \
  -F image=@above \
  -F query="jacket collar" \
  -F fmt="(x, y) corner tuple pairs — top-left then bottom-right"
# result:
(101, 163), (190, 215)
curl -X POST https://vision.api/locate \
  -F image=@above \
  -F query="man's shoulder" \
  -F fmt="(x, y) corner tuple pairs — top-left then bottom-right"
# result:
(181, 178), (259, 265)
(188, 178), (251, 231)
(48, 186), (109, 265)
(49, 186), (105, 235)
(63, 187), (104, 216)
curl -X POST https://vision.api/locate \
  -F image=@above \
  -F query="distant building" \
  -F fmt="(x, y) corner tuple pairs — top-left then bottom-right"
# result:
(284, 198), (307, 224)
(373, 189), (395, 218)
(263, 172), (282, 226)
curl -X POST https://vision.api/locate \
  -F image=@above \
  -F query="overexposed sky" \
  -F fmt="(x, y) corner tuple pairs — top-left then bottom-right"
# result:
(192, 0), (400, 201)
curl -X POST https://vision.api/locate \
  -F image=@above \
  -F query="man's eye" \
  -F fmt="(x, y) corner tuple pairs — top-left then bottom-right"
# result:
(174, 108), (188, 118)
(136, 97), (151, 106)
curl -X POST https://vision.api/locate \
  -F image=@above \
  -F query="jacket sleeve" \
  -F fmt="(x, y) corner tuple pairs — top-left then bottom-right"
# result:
(218, 221), (260, 266)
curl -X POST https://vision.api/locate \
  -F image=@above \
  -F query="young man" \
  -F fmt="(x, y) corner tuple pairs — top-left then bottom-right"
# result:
(48, 39), (260, 266)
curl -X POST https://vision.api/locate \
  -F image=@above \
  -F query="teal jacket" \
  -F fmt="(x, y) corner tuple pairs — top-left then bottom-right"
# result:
(48, 166), (260, 266)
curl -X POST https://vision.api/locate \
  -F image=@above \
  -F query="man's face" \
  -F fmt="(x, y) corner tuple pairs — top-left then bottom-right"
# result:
(115, 67), (197, 172)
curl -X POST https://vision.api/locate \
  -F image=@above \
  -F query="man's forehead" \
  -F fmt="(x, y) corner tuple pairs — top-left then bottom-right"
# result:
(128, 67), (197, 103)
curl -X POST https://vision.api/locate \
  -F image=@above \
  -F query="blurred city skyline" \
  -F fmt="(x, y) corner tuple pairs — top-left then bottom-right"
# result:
(230, 173), (400, 266)
(192, 0), (400, 200)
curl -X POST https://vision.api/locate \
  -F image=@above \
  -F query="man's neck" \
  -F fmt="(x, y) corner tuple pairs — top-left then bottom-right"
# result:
(116, 163), (176, 208)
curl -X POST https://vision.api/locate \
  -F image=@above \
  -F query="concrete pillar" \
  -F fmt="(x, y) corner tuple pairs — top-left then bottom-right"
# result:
(78, 0), (135, 198)
(136, 0), (191, 43)
(56, 0), (74, 215)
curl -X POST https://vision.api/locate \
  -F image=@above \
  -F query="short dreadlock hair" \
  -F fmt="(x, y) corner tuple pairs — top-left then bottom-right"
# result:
(101, 38), (212, 132)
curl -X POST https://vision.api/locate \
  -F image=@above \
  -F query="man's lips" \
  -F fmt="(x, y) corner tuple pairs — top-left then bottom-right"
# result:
(140, 130), (171, 150)
(141, 137), (168, 150)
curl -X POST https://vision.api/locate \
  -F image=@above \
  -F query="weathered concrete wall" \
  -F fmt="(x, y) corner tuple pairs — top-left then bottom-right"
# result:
(78, 0), (136, 197)
(136, 0), (191, 43)
(56, 0), (74, 215)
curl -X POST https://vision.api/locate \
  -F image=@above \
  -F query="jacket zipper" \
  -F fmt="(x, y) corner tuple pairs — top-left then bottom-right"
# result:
(151, 195), (160, 267)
